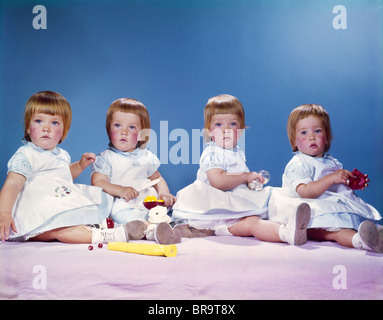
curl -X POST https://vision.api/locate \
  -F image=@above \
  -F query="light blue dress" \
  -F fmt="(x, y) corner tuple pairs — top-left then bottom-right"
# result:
(172, 142), (271, 231)
(91, 147), (160, 224)
(7, 141), (113, 241)
(268, 152), (382, 230)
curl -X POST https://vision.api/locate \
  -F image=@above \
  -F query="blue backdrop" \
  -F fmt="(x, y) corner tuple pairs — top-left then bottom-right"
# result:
(1, 0), (382, 218)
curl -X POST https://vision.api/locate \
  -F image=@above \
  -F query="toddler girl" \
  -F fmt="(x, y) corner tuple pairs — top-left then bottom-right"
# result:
(172, 94), (310, 244)
(0, 91), (128, 244)
(268, 104), (382, 253)
(91, 98), (181, 244)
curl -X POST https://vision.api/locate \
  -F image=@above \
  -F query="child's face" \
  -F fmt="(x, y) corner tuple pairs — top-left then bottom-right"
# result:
(209, 113), (242, 149)
(294, 115), (328, 157)
(27, 113), (64, 150)
(109, 111), (141, 152)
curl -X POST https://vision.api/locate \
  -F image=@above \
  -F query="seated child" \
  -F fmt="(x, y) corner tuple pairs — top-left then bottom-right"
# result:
(268, 104), (383, 253)
(91, 98), (181, 244)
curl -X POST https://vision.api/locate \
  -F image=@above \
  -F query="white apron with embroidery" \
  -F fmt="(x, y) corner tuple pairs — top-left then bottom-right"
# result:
(8, 144), (112, 240)
(268, 152), (381, 229)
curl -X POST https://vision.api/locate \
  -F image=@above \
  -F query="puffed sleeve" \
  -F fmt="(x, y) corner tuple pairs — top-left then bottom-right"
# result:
(146, 151), (161, 177)
(91, 153), (112, 177)
(58, 148), (71, 164)
(284, 158), (314, 191)
(200, 146), (229, 172)
(7, 152), (32, 180)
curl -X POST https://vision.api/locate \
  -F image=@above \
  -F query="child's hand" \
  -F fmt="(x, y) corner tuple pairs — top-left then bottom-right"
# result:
(158, 193), (176, 207)
(329, 169), (353, 186)
(79, 153), (96, 169)
(0, 212), (17, 242)
(247, 171), (265, 184)
(118, 186), (139, 201)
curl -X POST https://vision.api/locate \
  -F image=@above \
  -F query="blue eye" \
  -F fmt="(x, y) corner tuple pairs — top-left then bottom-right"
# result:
(52, 121), (60, 126)
(114, 123), (120, 128)
(129, 126), (136, 130)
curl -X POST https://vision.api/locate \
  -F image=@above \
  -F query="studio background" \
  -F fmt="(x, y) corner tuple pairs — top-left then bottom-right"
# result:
(1, 0), (382, 219)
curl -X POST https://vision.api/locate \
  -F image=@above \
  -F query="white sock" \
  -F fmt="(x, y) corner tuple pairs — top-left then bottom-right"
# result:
(352, 232), (372, 251)
(214, 225), (233, 236)
(91, 228), (101, 244)
(144, 224), (157, 241)
(278, 224), (288, 243)
(352, 233), (363, 250)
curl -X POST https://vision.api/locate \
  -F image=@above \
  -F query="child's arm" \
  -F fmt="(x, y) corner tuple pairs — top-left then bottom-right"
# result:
(296, 169), (354, 198)
(91, 172), (139, 201)
(70, 152), (96, 180)
(149, 170), (176, 207)
(207, 168), (263, 191)
(0, 172), (25, 241)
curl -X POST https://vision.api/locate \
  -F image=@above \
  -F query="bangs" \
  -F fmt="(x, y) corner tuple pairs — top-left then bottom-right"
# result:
(117, 105), (150, 129)
(209, 104), (243, 117)
(107, 98), (150, 131)
(204, 94), (246, 129)
(294, 105), (326, 122)
(28, 100), (70, 119)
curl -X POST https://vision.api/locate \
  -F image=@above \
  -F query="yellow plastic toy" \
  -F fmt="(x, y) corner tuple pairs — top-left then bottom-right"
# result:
(143, 195), (165, 209)
(108, 242), (177, 257)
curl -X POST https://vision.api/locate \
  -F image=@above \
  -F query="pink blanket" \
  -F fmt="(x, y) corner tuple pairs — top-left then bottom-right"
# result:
(1, 236), (382, 299)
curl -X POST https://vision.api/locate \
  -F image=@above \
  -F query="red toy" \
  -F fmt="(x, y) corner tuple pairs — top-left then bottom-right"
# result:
(348, 169), (368, 190)
(105, 218), (114, 229)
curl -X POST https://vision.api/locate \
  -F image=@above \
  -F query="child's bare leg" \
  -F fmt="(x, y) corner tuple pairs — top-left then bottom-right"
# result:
(307, 228), (356, 248)
(30, 226), (92, 243)
(230, 203), (311, 245)
(229, 216), (281, 242)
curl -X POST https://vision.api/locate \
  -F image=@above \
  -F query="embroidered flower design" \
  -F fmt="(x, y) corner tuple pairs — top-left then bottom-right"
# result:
(55, 185), (72, 197)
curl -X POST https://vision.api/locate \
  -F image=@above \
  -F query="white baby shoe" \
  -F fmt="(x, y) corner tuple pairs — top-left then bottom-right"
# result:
(279, 203), (311, 245)
(92, 225), (129, 244)
(354, 220), (383, 253)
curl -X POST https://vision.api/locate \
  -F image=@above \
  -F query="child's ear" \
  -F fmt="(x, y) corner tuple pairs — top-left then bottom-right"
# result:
(293, 138), (298, 151)
(24, 127), (31, 142)
(202, 128), (213, 143)
(208, 129), (215, 142)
